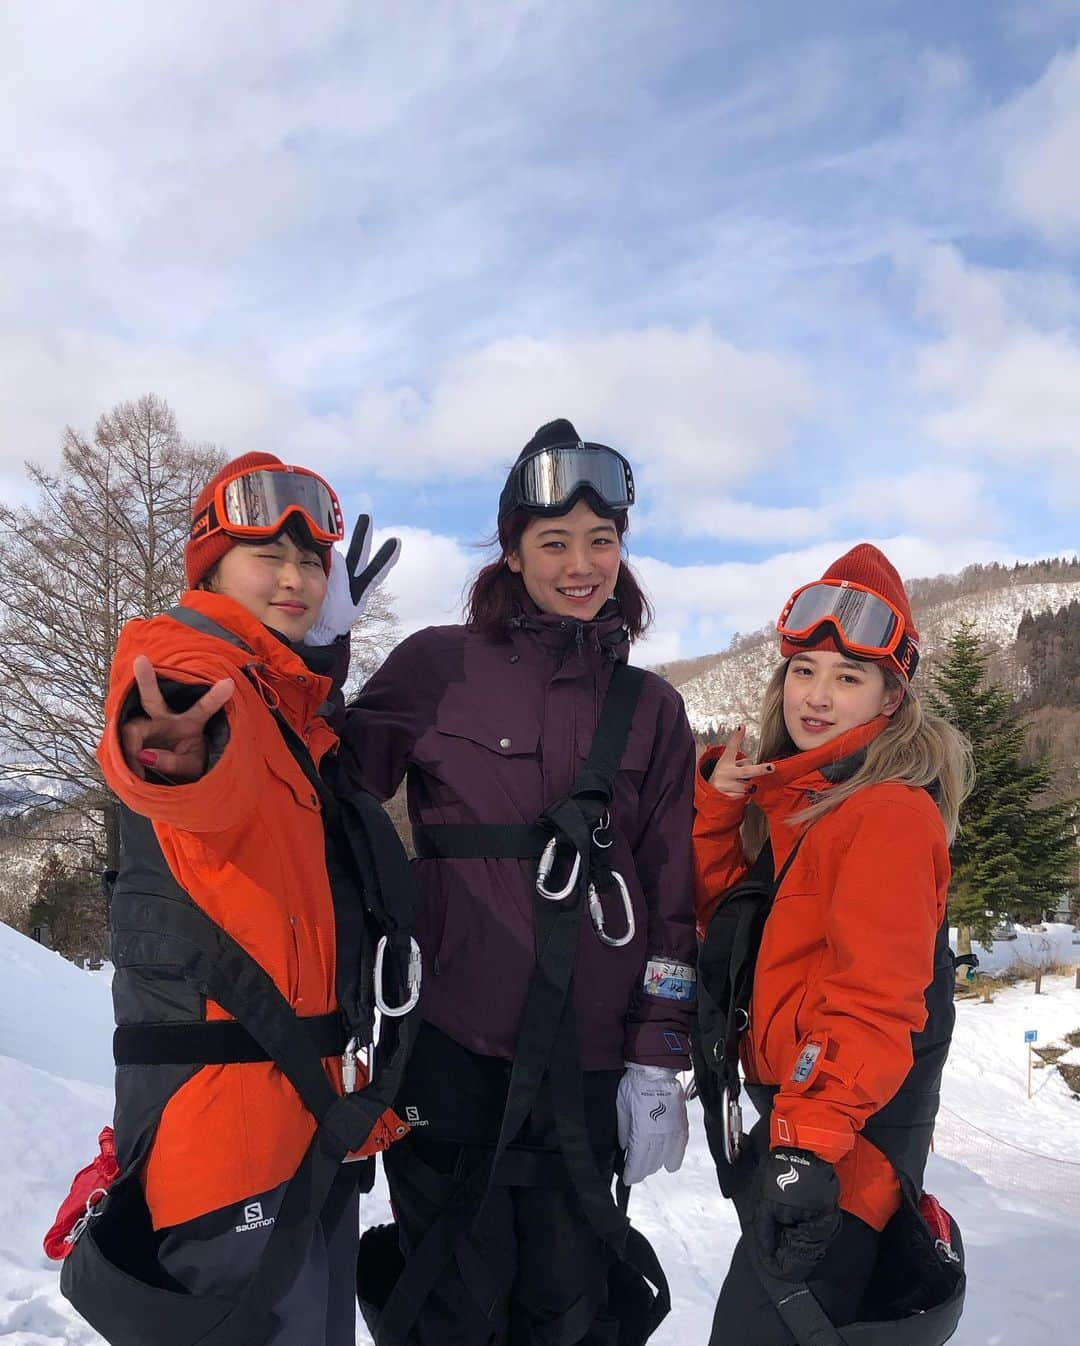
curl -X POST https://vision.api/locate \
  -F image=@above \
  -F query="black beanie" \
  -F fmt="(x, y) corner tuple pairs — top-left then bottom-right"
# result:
(498, 418), (582, 521)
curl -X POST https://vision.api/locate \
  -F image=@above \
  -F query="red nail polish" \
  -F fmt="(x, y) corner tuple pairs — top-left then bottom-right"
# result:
(137, 750), (158, 767)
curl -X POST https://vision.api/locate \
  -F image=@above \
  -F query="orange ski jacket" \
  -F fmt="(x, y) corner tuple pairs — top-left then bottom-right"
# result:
(98, 590), (399, 1230)
(693, 718), (951, 1230)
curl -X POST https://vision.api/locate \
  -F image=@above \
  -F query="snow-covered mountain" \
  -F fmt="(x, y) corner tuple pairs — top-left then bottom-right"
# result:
(670, 570), (1080, 736)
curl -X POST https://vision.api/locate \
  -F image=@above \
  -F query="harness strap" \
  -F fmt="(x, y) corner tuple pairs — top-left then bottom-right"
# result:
(413, 822), (548, 860)
(108, 608), (420, 1339)
(113, 1010), (347, 1066)
(377, 662), (664, 1346)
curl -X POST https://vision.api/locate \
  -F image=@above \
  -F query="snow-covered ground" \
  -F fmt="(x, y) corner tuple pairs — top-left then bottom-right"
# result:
(960, 921), (1080, 976)
(2, 921), (1079, 1345)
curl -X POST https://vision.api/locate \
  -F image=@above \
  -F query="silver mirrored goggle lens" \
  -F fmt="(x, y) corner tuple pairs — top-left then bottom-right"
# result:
(221, 470), (340, 536)
(783, 584), (898, 649)
(517, 445), (633, 510)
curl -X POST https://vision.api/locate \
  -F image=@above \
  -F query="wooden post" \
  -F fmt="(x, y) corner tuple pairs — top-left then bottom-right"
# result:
(1035, 970), (1043, 995)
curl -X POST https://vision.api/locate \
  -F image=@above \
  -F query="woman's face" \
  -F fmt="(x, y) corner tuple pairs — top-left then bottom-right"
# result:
(506, 499), (622, 621)
(782, 649), (903, 751)
(209, 535), (328, 641)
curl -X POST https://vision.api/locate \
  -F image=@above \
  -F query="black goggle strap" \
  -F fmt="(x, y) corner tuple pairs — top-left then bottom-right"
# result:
(190, 500), (220, 541)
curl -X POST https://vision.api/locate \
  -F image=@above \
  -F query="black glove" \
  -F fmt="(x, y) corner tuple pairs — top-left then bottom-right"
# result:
(752, 1147), (841, 1282)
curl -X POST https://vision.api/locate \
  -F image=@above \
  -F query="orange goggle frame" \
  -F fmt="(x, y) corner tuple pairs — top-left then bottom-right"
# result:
(777, 578), (919, 677)
(190, 464), (345, 546)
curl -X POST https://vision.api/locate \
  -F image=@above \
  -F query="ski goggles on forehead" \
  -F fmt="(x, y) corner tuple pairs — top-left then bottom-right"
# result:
(502, 442), (635, 518)
(190, 465), (345, 546)
(777, 579), (920, 677)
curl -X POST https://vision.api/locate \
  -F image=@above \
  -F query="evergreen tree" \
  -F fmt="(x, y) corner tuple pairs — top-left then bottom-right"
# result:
(929, 622), (1077, 944)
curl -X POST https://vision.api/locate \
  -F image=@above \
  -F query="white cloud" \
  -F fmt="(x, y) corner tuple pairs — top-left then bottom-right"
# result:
(0, 330), (307, 471)
(377, 525), (476, 635)
(997, 44), (1080, 241)
(839, 466), (998, 539)
(632, 533), (1012, 662)
(910, 245), (1080, 502)
(345, 326), (817, 495)
(354, 527), (1015, 663)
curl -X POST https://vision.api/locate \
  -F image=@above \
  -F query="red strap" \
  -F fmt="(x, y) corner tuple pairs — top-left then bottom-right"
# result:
(43, 1126), (120, 1260)
(919, 1191), (953, 1248)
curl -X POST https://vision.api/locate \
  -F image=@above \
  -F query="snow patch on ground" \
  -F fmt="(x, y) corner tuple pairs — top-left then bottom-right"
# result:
(1, 921), (1078, 1344)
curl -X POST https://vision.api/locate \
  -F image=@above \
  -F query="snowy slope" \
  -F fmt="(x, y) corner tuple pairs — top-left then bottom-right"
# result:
(2, 920), (1079, 1345)
(677, 576), (1080, 735)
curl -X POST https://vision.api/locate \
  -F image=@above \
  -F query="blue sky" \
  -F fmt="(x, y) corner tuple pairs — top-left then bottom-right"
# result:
(2, 0), (1078, 661)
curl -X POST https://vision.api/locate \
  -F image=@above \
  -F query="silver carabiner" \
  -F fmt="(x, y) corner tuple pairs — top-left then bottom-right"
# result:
(591, 809), (613, 850)
(342, 1035), (360, 1094)
(535, 837), (581, 902)
(374, 936), (422, 1017)
(64, 1186), (110, 1247)
(721, 1084), (744, 1166)
(587, 869), (635, 948)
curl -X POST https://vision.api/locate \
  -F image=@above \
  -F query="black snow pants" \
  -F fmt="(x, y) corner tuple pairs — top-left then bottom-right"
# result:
(708, 1208), (880, 1346)
(383, 1022), (623, 1346)
(157, 1164), (363, 1346)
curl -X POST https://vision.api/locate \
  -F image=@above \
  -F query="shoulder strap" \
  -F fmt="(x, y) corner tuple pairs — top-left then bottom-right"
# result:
(165, 603), (256, 653)
(579, 660), (647, 789)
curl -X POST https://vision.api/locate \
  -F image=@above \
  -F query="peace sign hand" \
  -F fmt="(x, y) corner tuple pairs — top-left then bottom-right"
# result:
(705, 725), (775, 799)
(119, 655), (236, 783)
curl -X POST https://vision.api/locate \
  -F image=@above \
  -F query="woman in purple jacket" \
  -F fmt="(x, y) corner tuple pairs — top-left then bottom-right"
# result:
(338, 420), (698, 1345)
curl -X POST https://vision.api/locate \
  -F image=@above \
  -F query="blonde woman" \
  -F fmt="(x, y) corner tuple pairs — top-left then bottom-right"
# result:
(694, 544), (973, 1345)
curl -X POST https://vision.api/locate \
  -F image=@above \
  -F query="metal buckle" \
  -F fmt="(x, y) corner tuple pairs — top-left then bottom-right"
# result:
(374, 936), (422, 1017)
(588, 870), (635, 948)
(341, 1035), (360, 1093)
(591, 809), (614, 850)
(535, 837), (581, 901)
(721, 1084), (744, 1165)
(64, 1187), (110, 1247)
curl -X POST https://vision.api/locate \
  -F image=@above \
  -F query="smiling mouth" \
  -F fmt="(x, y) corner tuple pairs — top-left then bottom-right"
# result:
(272, 602), (308, 613)
(557, 585), (598, 599)
(800, 717), (834, 729)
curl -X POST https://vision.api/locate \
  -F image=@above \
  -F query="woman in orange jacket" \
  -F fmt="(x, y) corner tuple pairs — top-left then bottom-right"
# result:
(693, 544), (973, 1345)
(92, 453), (406, 1346)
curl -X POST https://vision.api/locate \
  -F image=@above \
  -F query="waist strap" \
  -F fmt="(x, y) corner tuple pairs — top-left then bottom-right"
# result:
(113, 1010), (348, 1067)
(412, 823), (548, 860)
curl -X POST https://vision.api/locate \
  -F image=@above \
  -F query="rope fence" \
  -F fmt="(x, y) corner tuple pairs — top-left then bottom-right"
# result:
(932, 1104), (1080, 1219)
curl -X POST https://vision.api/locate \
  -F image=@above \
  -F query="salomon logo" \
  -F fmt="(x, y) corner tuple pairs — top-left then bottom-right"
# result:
(404, 1106), (429, 1128)
(649, 1101), (667, 1122)
(776, 1165), (799, 1192)
(234, 1200), (275, 1233)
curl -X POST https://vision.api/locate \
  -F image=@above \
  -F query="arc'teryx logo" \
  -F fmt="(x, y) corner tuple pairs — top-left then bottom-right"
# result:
(776, 1165), (800, 1192)
(234, 1200), (275, 1233)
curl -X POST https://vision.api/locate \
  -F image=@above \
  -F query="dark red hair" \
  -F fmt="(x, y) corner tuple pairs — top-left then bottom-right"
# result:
(465, 506), (653, 640)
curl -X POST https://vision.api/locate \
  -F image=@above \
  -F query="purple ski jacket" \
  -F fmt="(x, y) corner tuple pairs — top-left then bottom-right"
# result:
(339, 606), (697, 1071)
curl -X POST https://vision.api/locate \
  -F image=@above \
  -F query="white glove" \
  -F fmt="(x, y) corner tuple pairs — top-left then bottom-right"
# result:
(304, 515), (401, 646)
(616, 1063), (689, 1185)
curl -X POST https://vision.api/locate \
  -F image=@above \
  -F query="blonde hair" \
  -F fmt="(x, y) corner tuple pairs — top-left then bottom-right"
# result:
(742, 659), (974, 856)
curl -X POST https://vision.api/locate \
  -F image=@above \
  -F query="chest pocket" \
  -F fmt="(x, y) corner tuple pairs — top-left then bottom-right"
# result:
(428, 707), (541, 762)
(263, 749), (323, 814)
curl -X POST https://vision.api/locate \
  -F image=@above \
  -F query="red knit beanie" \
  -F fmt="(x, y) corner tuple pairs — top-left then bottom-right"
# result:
(779, 543), (919, 681)
(184, 453), (296, 588)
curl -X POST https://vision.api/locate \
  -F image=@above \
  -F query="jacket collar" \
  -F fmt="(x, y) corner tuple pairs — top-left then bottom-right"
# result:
(506, 597), (629, 664)
(755, 715), (889, 814)
(176, 589), (332, 715)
